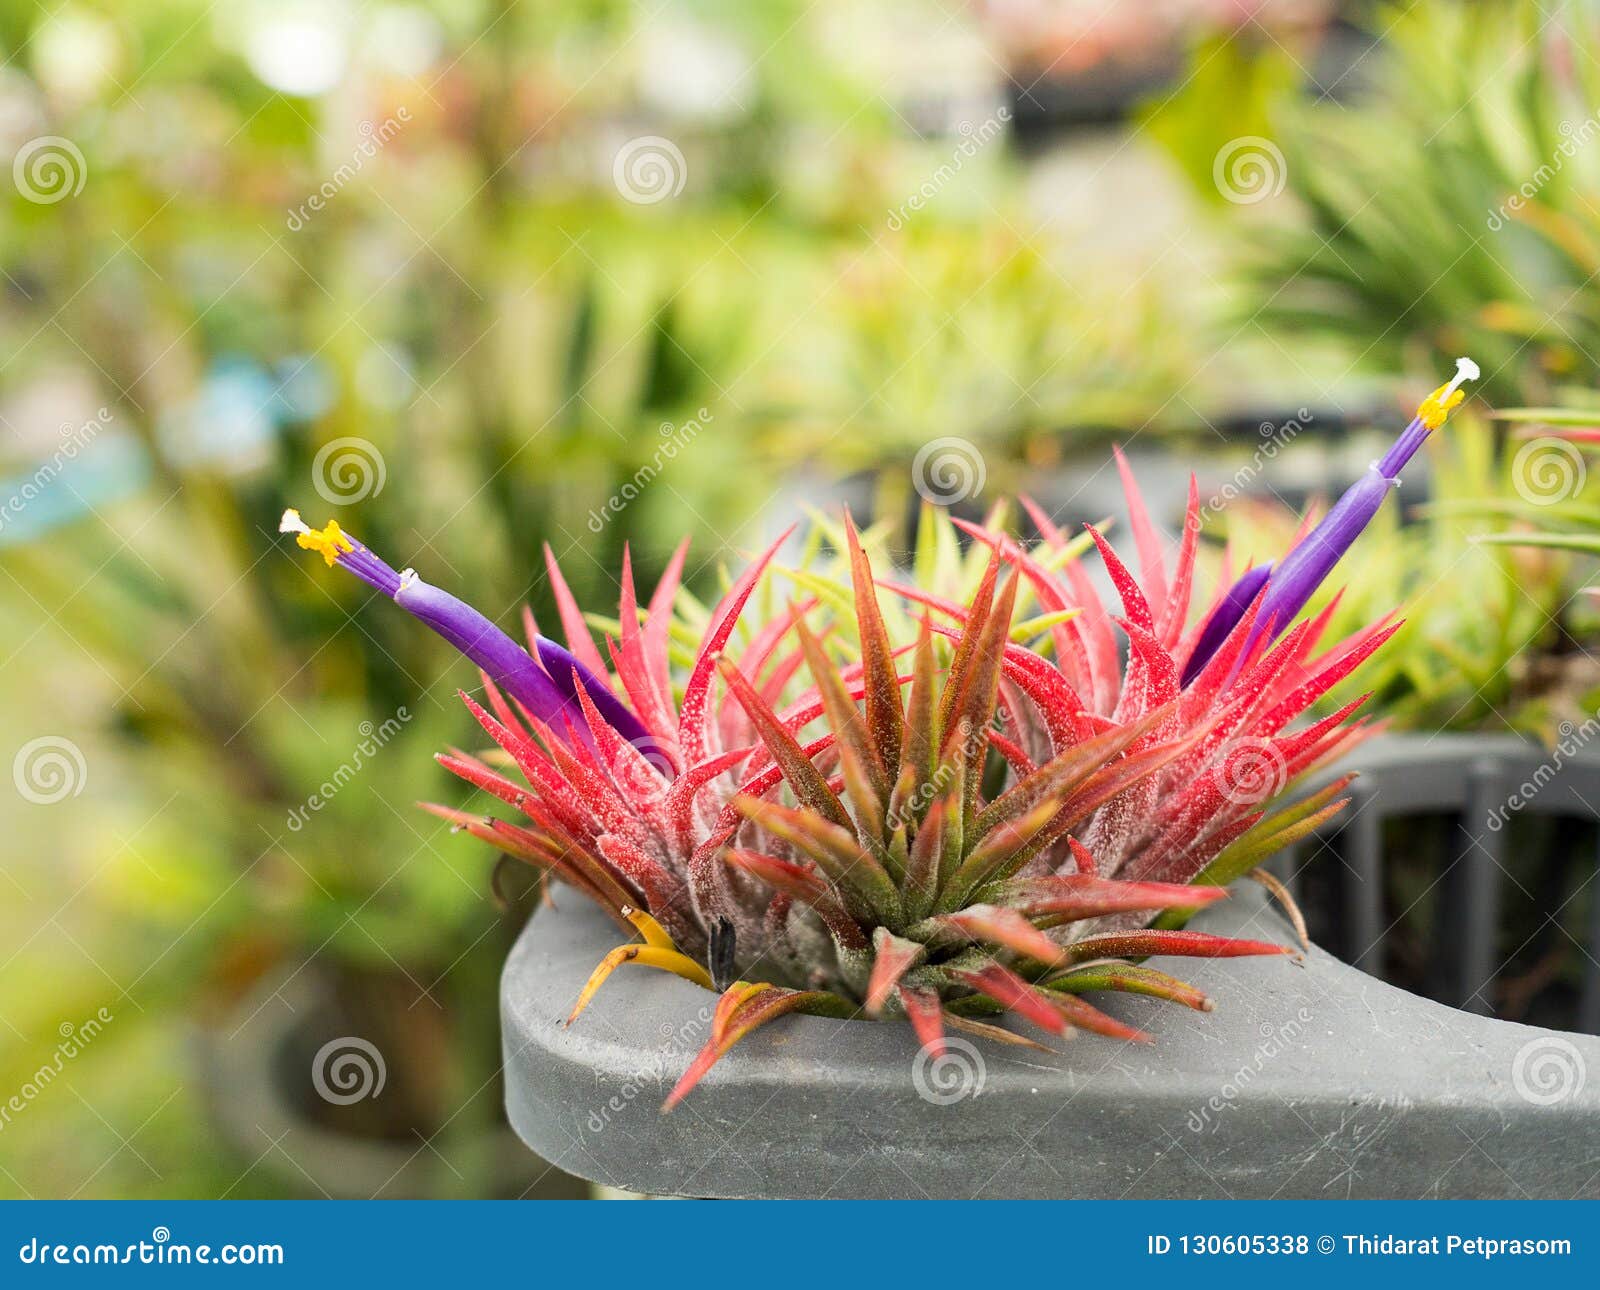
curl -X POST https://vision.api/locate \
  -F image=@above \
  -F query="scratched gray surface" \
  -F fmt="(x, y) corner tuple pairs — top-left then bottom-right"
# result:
(502, 882), (1600, 1198)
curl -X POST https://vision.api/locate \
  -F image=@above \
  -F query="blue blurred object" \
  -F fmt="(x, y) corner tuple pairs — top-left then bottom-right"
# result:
(270, 354), (336, 424)
(158, 357), (281, 471)
(0, 431), (150, 547)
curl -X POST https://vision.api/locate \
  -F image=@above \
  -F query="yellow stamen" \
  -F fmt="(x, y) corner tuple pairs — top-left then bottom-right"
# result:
(1415, 385), (1465, 430)
(281, 508), (355, 567)
(1415, 356), (1480, 430)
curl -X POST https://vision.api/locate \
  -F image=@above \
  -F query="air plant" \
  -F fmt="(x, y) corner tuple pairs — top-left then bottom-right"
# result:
(280, 363), (1475, 1107)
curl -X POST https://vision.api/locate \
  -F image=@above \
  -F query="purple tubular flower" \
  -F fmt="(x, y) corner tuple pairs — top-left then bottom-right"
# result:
(535, 636), (655, 749)
(394, 574), (579, 730)
(1377, 414), (1432, 479)
(1179, 563), (1272, 687)
(320, 531), (403, 598)
(1248, 466), (1395, 652)
(279, 509), (652, 750)
(1180, 357), (1479, 689)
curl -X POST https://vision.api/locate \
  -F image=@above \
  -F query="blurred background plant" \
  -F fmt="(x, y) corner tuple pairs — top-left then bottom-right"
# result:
(1461, 405), (1600, 729)
(4, 0), (1600, 1200)
(1178, 0), (1600, 407)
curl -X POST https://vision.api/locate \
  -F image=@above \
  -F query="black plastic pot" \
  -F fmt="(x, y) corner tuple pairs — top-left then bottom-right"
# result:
(499, 735), (1600, 1198)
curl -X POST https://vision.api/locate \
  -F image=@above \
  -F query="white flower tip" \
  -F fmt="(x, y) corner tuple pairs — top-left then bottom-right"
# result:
(279, 507), (309, 535)
(1443, 357), (1481, 399)
(1417, 357), (1482, 429)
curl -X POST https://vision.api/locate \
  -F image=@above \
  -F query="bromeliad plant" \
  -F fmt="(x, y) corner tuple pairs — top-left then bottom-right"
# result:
(280, 363), (1477, 1108)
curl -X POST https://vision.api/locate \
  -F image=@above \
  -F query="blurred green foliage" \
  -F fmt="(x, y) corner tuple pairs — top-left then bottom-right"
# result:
(1138, 30), (1301, 205)
(1238, 1), (1600, 405)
